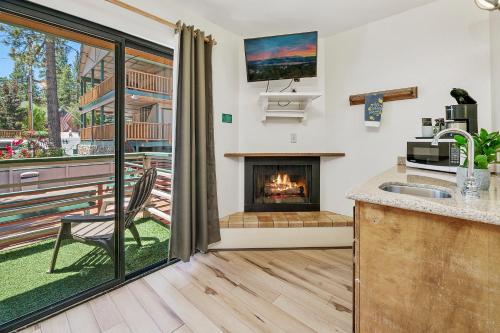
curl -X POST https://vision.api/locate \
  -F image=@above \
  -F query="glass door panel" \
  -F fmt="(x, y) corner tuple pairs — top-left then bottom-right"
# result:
(123, 47), (173, 275)
(0, 12), (119, 326)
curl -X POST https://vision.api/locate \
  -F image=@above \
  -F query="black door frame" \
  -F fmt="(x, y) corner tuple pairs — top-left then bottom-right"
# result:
(0, 1), (176, 332)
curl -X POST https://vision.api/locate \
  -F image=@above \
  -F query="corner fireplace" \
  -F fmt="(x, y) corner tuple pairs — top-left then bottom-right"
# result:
(244, 157), (320, 212)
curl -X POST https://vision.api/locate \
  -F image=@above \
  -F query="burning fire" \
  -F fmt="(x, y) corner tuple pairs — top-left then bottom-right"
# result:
(273, 173), (294, 191)
(265, 172), (305, 196)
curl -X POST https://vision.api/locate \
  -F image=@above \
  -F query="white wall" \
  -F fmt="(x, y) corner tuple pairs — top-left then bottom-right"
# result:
(323, 0), (492, 215)
(28, 0), (241, 217)
(491, 11), (500, 131)
(29, 0), (496, 219)
(237, 40), (326, 152)
(235, 39), (328, 210)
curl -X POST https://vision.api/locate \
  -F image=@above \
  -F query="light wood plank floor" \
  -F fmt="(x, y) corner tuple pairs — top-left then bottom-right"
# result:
(19, 249), (353, 333)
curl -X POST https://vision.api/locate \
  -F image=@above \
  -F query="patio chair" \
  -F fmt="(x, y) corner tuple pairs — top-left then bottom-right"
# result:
(48, 168), (158, 273)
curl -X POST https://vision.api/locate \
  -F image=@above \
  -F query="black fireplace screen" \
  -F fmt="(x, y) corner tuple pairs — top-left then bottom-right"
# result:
(244, 157), (320, 212)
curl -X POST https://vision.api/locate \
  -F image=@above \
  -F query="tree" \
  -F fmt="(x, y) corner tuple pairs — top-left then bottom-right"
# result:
(0, 78), (23, 129)
(9, 56), (43, 105)
(44, 36), (61, 148)
(21, 104), (46, 131)
(56, 42), (79, 109)
(0, 24), (62, 148)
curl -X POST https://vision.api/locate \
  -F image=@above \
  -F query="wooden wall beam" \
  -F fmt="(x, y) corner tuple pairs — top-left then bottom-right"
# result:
(349, 87), (418, 106)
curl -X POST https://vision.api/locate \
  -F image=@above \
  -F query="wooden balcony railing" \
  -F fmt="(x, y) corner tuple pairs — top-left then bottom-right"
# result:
(126, 122), (172, 142)
(126, 70), (171, 95)
(0, 153), (172, 249)
(0, 130), (23, 139)
(79, 70), (172, 107)
(79, 76), (115, 107)
(80, 123), (114, 141)
(80, 122), (172, 142)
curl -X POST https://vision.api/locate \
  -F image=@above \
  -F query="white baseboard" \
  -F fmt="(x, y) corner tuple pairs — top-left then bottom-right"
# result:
(209, 227), (353, 249)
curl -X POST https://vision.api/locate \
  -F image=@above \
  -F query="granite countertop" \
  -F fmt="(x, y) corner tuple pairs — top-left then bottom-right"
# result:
(346, 166), (500, 225)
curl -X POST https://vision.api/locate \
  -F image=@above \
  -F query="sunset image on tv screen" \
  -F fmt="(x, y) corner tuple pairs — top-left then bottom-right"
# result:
(244, 31), (317, 82)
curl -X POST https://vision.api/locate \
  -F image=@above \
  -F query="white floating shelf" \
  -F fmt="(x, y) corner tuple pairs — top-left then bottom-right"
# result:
(259, 92), (322, 122)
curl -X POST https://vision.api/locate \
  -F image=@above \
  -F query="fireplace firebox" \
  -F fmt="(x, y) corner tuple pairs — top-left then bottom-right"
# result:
(244, 157), (320, 212)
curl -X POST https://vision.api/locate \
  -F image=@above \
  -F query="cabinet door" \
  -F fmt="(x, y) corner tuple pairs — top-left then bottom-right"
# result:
(357, 202), (493, 332)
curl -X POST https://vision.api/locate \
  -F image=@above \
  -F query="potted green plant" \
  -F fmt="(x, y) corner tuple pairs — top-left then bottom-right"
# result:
(454, 128), (500, 191)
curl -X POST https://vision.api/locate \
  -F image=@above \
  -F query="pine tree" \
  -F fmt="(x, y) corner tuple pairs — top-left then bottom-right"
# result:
(45, 36), (61, 148)
(0, 24), (62, 148)
(56, 41), (78, 109)
(0, 78), (23, 130)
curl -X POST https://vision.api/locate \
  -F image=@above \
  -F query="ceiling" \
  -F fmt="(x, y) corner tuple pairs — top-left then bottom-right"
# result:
(177, 0), (439, 37)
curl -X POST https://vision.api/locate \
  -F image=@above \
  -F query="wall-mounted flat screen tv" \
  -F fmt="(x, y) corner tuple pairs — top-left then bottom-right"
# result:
(244, 31), (318, 82)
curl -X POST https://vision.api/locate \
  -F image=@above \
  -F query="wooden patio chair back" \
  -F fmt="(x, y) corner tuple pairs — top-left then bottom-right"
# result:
(124, 167), (157, 229)
(48, 167), (158, 273)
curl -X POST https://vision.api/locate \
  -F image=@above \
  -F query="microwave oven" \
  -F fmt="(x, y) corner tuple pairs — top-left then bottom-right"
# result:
(406, 139), (461, 173)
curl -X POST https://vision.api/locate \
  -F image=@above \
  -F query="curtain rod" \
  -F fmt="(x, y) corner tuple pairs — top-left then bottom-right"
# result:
(104, 0), (217, 45)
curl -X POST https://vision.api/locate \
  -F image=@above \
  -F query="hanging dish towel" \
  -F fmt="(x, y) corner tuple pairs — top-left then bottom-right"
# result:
(365, 93), (384, 127)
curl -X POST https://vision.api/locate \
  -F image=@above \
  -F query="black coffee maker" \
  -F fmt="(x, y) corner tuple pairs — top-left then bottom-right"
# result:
(445, 89), (478, 135)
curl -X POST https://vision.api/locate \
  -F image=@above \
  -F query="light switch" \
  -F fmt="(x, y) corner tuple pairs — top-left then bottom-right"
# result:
(290, 133), (297, 143)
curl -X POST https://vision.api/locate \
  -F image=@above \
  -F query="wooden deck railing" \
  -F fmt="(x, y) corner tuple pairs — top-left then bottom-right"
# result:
(0, 130), (23, 139)
(0, 153), (172, 249)
(79, 70), (172, 107)
(80, 123), (115, 141)
(126, 70), (171, 95)
(126, 122), (172, 142)
(79, 76), (115, 107)
(80, 122), (172, 142)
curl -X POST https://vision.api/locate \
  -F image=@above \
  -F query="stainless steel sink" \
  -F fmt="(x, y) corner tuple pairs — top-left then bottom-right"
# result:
(379, 183), (452, 199)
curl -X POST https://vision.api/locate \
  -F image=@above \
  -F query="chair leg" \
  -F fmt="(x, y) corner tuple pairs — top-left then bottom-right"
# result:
(128, 224), (142, 247)
(103, 239), (115, 265)
(48, 224), (70, 273)
(99, 200), (111, 215)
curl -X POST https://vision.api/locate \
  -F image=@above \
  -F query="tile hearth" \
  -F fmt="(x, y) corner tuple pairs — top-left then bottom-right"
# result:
(219, 211), (353, 229)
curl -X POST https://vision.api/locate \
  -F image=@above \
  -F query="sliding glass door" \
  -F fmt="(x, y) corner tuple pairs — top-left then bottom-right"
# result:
(0, 1), (175, 331)
(0, 10), (120, 327)
(123, 46), (174, 275)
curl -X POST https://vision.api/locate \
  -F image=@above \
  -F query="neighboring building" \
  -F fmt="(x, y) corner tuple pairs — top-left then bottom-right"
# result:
(77, 45), (173, 155)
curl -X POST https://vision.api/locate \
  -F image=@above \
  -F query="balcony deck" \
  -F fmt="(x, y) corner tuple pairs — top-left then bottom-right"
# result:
(79, 70), (173, 110)
(0, 216), (171, 325)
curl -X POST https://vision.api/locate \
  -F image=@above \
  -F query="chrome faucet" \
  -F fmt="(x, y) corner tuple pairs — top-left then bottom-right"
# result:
(431, 128), (480, 199)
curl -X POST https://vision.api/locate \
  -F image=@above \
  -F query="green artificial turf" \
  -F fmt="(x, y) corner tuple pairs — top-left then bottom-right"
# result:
(0, 218), (170, 325)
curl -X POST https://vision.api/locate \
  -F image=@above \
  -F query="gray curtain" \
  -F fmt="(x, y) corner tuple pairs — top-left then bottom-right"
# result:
(170, 24), (220, 262)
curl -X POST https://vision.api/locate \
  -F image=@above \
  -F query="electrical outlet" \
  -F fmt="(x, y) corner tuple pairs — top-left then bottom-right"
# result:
(290, 133), (297, 144)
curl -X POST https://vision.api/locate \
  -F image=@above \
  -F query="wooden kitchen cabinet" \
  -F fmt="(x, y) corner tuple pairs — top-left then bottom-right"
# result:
(353, 201), (500, 332)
